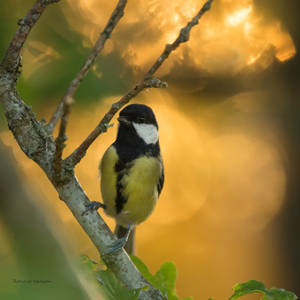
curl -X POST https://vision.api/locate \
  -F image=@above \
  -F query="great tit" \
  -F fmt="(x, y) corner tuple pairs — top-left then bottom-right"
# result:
(100, 104), (164, 253)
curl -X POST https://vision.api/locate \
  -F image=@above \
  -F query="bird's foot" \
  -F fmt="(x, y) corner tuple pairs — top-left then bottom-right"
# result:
(103, 236), (128, 255)
(103, 225), (133, 255)
(81, 201), (106, 216)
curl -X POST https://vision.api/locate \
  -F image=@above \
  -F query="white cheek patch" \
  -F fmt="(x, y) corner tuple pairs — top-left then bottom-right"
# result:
(133, 123), (158, 144)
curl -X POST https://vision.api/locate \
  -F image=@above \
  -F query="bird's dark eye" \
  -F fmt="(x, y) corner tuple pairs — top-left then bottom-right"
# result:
(137, 116), (145, 123)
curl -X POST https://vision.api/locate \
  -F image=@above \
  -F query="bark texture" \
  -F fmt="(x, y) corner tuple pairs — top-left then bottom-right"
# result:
(0, 0), (214, 298)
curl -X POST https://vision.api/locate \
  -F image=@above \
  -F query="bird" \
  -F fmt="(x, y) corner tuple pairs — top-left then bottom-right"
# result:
(99, 103), (164, 254)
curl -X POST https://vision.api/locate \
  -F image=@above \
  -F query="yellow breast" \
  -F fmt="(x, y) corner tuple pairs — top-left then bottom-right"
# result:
(100, 146), (162, 227)
(117, 156), (162, 226)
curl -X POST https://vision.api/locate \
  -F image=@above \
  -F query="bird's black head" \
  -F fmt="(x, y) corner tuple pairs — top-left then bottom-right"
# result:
(118, 104), (158, 128)
(116, 104), (159, 149)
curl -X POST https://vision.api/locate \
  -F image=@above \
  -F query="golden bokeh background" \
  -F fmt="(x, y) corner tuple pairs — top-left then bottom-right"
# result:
(1, 0), (299, 299)
(0, 90), (291, 299)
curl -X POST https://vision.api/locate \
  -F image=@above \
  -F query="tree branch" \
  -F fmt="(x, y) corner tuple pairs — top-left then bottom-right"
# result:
(51, 0), (128, 184)
(0, 0), (214, 299)
(53, 96), (73, 182)
(0, 89), (163, 300)
(0, 0), (59, 170)
(0, 0), (164, 299)
(1, 0), (60, 76)
(146, 0), (213, 77)
(55, 175), (162, 299)
(65, 0), (214, 166)
(46, 0), (128, 134)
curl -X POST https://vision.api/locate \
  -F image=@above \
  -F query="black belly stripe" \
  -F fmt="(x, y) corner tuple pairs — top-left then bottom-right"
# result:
(115, 160), (128, 214)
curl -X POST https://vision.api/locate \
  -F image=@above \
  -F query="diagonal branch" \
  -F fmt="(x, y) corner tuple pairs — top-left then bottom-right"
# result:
(0, 0), (60, 169)
(0, 1), (164, 298)
(53, 96), (74, 182)
(145, 0), (213, 77)
(0, 1), (165, 298)
(46, 0), (128, 135)
(0, 0), (215, 298)
(1, 0), (60, 76)
(65, 0), (214, 166)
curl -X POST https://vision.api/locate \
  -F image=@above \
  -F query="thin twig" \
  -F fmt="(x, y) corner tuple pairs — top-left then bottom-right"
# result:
(0, 0), (163, 295)
(46, 0), (128, 134)
(0, 0), (215, 297)
(51, 0), (127, 173)
(1, 0), (60, 76)
(65, 83), (146, 165)
(65, 0), (214, 166)
(53, 96), (74, 181)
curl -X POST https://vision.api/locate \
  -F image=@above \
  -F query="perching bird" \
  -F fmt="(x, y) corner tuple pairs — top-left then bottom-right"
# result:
(99, 104), (164, 254)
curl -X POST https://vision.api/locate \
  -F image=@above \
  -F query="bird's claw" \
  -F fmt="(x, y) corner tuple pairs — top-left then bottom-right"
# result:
(102, 225), (134, 255)
(81, 201), (106, 216)
(103, 237), (128, 255)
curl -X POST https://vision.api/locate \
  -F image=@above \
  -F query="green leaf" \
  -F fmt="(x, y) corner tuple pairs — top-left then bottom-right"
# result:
(96, 269), (141, 300)
(130, 255), (183, 300)
(153, 262), (178, 300)
(80, 255), (140, 300)
(130, 255), (153, 283)
(229, 280), (297, 300)
(229, 280), (266, 300)
(262, 287), (298, 300)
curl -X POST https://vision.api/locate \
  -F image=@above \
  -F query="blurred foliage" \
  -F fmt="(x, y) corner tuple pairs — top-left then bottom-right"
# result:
(80, 254), (140, 300)
(0, 0), (133, 109)
(80, 254), (192, 300)
(80, 254), (298, 300)
(0, 141), (91, 300)
(97, 269), (141, 300)
(130, 255), (191, 300)
(229, 280), (297, 300)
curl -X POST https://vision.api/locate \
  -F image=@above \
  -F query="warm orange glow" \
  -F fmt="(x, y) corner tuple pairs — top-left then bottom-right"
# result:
(268, 22), (296, 62)
(226, 6), (252, 26)
(61, 0), (296, 76)
(2, 1), (295, 298)
(0, 90), (288, 299)
(144, 91), (286, 231)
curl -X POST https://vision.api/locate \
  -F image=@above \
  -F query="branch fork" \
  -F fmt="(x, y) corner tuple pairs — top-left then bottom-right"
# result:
(0, 0), (214, 298)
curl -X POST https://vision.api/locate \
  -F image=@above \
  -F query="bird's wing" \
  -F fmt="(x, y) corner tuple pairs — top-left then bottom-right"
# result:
(115, 157), (130, 214)
(157, 161), (164, 196)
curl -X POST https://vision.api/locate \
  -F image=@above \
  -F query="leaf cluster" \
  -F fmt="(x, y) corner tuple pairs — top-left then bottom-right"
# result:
(229, 280), (297, 300)
(80, 254), (190, 300)
(80, 255), (297, 300)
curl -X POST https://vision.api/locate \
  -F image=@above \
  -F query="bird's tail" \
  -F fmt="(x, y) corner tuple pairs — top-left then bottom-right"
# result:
(114, 224), (136, 255)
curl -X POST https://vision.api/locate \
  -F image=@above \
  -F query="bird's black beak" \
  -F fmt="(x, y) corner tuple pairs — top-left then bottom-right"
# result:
(117, 116), (131, 125)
